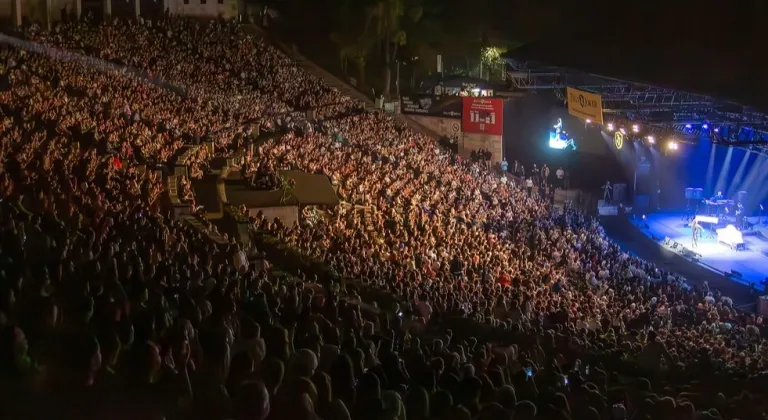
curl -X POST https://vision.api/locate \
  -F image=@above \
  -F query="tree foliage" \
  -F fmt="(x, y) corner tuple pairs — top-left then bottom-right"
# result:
(322, 0), (540, 94)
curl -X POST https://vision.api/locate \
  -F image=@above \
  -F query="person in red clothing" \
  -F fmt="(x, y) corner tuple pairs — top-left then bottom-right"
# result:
(497, 272), (511, 287)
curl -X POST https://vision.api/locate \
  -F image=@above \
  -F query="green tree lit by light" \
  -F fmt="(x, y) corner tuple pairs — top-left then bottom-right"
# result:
(481, 46), (507, 66)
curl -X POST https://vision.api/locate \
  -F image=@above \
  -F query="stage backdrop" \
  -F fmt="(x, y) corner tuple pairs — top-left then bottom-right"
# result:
(657, 138), (768, 212)
(462, 97), (504, 136)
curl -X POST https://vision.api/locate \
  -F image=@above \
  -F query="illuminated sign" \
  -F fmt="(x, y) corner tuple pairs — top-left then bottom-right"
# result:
(566, 87), (604, 125)
(548, 118), (577, 150)
(614, 131), (624, 149)
(462, 97), (504, 135)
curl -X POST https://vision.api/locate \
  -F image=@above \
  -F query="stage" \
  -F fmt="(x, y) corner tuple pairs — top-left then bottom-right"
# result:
(639, 212), (768, 287)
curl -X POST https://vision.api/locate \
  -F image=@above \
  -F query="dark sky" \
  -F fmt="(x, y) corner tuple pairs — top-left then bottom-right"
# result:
(504, 0), (768, 109)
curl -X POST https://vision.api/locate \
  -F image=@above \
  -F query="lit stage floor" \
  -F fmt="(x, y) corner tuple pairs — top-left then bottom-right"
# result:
(640, 212), (768, 286)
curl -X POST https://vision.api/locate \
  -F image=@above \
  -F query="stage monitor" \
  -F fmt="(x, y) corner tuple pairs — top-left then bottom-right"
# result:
(548, 118), (577, 150)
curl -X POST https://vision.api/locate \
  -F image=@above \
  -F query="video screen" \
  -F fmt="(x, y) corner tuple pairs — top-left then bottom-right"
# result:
(548, 118), (577, 150)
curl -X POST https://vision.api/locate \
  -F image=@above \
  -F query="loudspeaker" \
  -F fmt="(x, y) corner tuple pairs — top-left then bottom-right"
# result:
(613, 183), (627, 203)
(730, 270), (743, 279)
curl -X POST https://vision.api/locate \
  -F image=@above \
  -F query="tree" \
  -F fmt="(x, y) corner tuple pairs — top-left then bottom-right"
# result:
(364, 0), (423, 98)
(330, 32), (373, 87)
(329, 0), (375, 87)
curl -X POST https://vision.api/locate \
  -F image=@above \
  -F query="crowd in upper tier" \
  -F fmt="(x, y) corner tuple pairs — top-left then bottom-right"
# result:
(1, 17), (768, 420)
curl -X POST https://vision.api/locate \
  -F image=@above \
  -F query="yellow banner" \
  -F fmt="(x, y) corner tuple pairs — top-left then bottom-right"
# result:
(567, 87), (603, 125)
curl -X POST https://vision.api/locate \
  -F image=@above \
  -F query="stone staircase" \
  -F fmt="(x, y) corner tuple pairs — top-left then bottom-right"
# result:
(167, 175), (181, 206)
(180, 214), (229, 245)
(362, 206), (376, 232)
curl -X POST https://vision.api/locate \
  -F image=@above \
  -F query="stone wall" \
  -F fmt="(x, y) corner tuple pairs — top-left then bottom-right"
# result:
(167, 0), (237, 19)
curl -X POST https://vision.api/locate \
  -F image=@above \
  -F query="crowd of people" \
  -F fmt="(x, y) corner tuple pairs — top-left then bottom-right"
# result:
(1, 17), (768, 420)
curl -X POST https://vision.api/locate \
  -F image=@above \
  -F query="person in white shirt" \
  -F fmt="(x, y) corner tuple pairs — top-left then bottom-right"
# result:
(232, 244), (249, 274)
(525, 177), (534, 197)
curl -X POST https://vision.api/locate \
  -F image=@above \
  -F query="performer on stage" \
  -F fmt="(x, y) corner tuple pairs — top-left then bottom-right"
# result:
(708, 191), (725, 216)
(691, 219), (701, 248)
(736, 202), (746, 230)
(602, 181), (612, 203)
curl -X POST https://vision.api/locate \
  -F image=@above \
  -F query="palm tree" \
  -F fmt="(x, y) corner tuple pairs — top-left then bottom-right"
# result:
(330, 33), (372, 87)
(364, 0), (422, 98)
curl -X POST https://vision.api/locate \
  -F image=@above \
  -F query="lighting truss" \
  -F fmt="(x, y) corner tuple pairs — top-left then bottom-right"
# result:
(504, 61), (768, 153)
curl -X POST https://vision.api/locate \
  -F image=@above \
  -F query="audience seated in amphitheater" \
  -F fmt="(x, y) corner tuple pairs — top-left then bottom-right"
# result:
(0, 17), (767, 420)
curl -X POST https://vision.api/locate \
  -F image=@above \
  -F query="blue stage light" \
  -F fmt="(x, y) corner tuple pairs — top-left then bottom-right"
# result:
(702, 124), (709, 130)
(685, 124), (692, 129)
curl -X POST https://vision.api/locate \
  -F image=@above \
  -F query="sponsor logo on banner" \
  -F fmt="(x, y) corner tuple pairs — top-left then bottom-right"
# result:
(614, 131), (624, 150)
(566, 87), (603, 125)
(400, 95), (462, 119)
(462, 97), (504, 136)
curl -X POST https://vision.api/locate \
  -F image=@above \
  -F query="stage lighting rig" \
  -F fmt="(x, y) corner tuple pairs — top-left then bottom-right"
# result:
(504, 60), (768, 154)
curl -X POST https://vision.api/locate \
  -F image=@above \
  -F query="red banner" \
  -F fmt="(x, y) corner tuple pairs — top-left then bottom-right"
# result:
(462, 97), (504, 136)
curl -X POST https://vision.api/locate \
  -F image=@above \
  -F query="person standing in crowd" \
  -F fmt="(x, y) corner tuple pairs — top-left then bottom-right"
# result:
(516, 164), (525, 179)
(556, 166), (565, 189)
(541, 164), (550, 187)
(525, 177), (534, 197)
(500, 158), (508, 173)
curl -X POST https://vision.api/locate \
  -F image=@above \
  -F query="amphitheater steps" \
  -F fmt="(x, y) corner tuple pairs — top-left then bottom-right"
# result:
(180, 214), (228, 245)
(167, 175), (181, 206)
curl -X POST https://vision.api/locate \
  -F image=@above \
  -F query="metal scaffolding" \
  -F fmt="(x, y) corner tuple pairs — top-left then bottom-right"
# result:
(505, 63), (768, 153)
